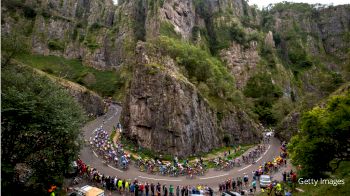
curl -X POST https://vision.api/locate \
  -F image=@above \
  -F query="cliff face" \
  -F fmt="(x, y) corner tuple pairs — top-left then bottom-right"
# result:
(270, 5), (350, 59)
(62, 80), (106, 117)
(266, 4), (350, 139)
(2, 0), (136, 70)
(3, 0), (349, 155)
(34, 68), (106, 116)
(121, 42), (261, 156)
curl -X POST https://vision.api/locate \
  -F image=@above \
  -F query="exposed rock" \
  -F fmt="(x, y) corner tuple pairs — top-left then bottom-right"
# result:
(220, 41), (260, 89)
(264, 31), (275, 50)
(159, 0), (195, 39)
(34, 69), (106, 116)
(2, 0), (133, 70)
(271, 5), (350, 59)
(121, 42), (262, 156)
(275, 112), (300, 141)
(58, 78), (106, 117)
(2, 0), (350, 154)
(317, 5), (350, 58)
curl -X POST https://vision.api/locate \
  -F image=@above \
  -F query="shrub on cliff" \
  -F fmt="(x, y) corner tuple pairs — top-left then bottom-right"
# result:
(150, 36), (241, 111)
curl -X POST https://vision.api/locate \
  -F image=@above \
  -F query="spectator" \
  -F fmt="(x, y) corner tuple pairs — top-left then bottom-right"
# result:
(176, 186), (180, 196)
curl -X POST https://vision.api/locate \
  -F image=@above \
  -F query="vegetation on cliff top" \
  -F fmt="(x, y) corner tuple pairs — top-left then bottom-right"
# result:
(16, 54), (131, 101)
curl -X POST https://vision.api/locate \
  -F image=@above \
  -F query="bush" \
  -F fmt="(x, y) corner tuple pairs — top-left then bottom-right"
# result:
(223, 135), (231, 146)
(160, 22), (181, 39)
(244, 73), (282, 99)
(41, 10), (51, 18)
(89, 22), (102, 31)
(149, 36), (238, 111)
(244, 73), (283, 125)
(1, 29), (29, 66)
(2, 0), (25, 10)
(23, 6), (37, 18)
(48, 40), (65, 51)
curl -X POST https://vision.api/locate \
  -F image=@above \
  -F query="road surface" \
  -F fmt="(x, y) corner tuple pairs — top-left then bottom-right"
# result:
(79, 104), (282, 189)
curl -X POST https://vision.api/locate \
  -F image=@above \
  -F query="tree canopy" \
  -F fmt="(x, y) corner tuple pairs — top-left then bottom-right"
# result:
(288, 89), (350, 178)
(1, 65), (86, 195)
(1, 25), (29, 67)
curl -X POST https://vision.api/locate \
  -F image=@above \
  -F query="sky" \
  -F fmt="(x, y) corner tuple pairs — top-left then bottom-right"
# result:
(248, 0), (349, 9)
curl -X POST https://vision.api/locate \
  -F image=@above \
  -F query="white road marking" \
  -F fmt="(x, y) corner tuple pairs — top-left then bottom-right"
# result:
(263, 145), (271, 155)
(107, 115), (114, 121)
(107, 165), (124, 173)
(93, 150), (98, 158)
(138, 176), (182, 182)
(255, 156), (263, 162)
(199, 173), (229, 180)
(238, 164), (252, 172)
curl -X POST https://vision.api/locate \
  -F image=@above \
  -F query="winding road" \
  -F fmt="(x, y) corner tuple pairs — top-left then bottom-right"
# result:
(80, 104), (282, 190)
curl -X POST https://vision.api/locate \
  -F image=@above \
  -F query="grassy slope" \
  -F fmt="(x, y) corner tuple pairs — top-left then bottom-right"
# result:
(16, 54), (130, 101)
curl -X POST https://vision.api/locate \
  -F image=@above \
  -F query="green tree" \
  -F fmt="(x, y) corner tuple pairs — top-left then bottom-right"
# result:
(1, 65), (86, 195)
(288, 91), (350, 178)
(244, 73), (283, 125)
(1, 30), (29, 67)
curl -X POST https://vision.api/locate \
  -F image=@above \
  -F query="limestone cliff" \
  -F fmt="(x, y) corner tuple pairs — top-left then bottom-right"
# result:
(34, 68), (106, 116)
(2, 0), (136, 70)
(2, 0), (350, 155)
(121, 42), (262, 156)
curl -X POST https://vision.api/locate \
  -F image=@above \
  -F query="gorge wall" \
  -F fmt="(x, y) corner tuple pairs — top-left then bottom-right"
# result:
(2, 0), (349, 155)
(121, 42), (262, 156)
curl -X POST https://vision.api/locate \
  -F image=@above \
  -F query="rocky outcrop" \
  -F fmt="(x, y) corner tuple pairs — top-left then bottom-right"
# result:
(2, 0), (135, 70)
(34, 68), (106, 116)
(275, 112), (300, 141)
(121, 42), (262, 156)
(317, 5), (350, 59)
(3, 0), (350, 154)
(159, 0), (195, 39)
(63, 81), (106, 117)
(270, 4), (350, 59)
(264, 31), (275, 50)
(220, 41), (260, 89)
